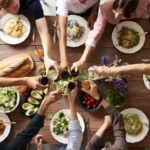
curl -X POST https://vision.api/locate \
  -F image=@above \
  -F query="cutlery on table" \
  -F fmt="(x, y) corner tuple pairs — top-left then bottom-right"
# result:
(142, 59), (150, 63)
(3, 121), (16, 125)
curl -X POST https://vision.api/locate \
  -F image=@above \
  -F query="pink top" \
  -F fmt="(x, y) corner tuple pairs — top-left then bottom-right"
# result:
(86, 0), (150, 48)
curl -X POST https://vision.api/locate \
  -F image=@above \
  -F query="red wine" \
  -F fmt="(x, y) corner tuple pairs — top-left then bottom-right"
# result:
(40, 77), (49, 85)
(68, 82), (76, 90)
(71, 69), (79, 77)
(60, 71), (70, 79)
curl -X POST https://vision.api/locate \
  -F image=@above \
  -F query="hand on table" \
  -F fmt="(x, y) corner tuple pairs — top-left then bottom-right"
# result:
(81, 81), (100, 100)
(44, 57), (60, 74)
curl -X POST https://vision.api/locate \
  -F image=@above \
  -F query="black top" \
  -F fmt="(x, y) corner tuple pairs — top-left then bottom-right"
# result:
(0, 114), (44, 150)
(18, 0), (44, 20)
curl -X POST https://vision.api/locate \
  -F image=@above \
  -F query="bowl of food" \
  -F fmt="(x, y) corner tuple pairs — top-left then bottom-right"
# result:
(112, 21), (145, 54)
(50, 109), (85, 144)
(105, 90), (126, 108)
(121, 108), (149, 143)
(78, 91), (101, 112)
(0, 87), (20, 113)
(143, 74), (150, 90)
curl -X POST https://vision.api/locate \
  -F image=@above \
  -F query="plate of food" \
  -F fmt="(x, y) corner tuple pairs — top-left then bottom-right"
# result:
(112, 21), (145, 54)
(66, 15), (90, 47)
(0, 13), (31, 44)
(0, 113), (11, 142)
(50, 109), (85, 144)
(22, 89), (48, 117)
(121, 108), (149, 143)
(0, 87), (20, 113)
(143, 74), (150, 90)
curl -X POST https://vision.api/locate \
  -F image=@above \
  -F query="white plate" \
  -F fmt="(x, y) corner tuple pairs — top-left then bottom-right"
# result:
(0, 13), (31, 45)
(0, 88), (20, 113)
(50, 109), (85, 144)
(112, 21), (145, 54)
(121, 108), (149, 143)
(0, 113), (11, 142)
(67, 15), (90, 47)
(143, 74), (150, 90)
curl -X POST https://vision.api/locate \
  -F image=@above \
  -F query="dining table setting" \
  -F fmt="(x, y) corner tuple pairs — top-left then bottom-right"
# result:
(0, 1), (150, 149)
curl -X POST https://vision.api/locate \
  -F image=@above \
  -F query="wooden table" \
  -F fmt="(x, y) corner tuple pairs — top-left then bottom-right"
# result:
(1, 16), (150, 148)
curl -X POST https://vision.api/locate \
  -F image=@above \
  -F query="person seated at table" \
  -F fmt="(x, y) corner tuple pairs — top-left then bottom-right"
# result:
(34, 87), (83, 150)
(56, 0), (99, 71)
(0, 90), (61, 150)
(82, 82), (127, 150)
(0, 76), (47, 89)
(0, 0), (59, 73)
(71, 0), (150, 71)
(89, 63), (150, 79)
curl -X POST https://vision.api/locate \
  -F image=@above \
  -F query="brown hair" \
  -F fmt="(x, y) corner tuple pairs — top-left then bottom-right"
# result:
(113, 0), (139, 18)
(0, 0), (11, 9)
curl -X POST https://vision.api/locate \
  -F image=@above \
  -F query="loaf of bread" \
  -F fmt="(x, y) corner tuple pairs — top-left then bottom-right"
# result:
(0, 54), (34, 77)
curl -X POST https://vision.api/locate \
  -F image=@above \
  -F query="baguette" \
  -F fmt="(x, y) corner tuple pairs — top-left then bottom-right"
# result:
(0, 54), (34, 77)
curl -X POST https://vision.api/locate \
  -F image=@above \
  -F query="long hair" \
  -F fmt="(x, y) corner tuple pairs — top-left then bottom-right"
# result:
(0, 0), (11, 9)
(113, 0), (139, 18)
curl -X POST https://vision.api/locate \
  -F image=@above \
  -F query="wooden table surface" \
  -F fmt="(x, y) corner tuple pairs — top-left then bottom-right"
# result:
(1, 16), (150, 148)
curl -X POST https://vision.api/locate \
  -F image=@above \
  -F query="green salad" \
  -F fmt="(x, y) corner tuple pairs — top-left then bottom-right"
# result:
(118, 26), (140, 48)
(105, 90), (125, 107)
(53, 112), (69, 137)
(0, 87), (17, 112)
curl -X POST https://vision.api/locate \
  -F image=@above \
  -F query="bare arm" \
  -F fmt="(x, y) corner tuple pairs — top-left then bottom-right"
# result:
(0, 76), (47, 89)
(36, 18), (59, 73)
(58, 16), (68, 70)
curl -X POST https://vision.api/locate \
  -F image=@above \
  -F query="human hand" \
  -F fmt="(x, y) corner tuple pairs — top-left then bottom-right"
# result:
(35, 134), (43, 150)
(67, 86), (78, 104)
(88, 11), (97, 29)
(60, 61), (69, 72)
(71, 60), (84, 72)
(44, 57), (60, 74)
(26, 76), (48, 89)
(81, 81), (100, 100)
(102, 115), (112, 129)
(89, 65), (111, 79)
(42, 90), (62, 105)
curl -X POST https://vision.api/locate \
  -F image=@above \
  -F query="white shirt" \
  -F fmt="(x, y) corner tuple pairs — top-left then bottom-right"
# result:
(56, 0), (99, 16)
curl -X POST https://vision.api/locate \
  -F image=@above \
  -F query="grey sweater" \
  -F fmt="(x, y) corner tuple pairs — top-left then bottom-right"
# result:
(85, 105), (128, 150)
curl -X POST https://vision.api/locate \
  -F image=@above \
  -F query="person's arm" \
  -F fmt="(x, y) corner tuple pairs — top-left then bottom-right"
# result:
(4, 90), (61, 150)
(36, 18), (59, 73)
(0, 76), (47, 89)
(89, 63), (150, 78)
(71, 7), (107, 70)
(66, 87), (83, 150)
(88, 1), (99, 29)
(101, 100), (127, 149)
(58, 16), (68, 71)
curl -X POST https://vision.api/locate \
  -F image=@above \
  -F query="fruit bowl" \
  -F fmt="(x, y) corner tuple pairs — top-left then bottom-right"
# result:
(78, 91), (101, 112)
